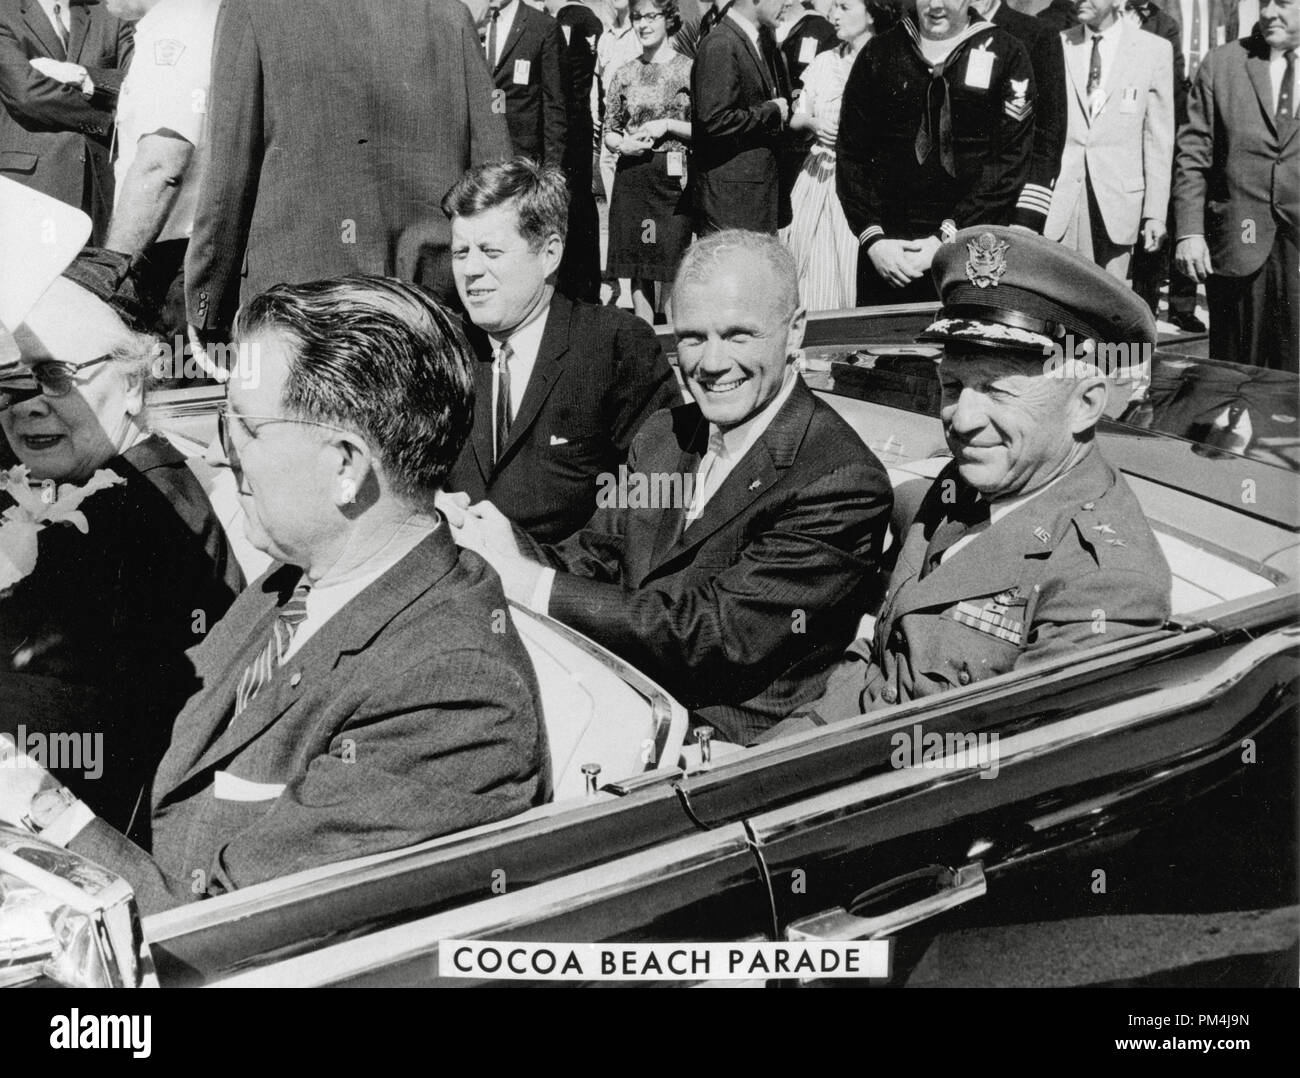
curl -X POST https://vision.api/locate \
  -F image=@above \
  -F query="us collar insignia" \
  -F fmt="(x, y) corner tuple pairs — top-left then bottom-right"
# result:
(965, 232), (1010, 289)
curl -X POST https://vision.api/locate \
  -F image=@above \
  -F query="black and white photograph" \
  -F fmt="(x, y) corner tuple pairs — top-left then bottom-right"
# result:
(0, 0), (1296, 1029)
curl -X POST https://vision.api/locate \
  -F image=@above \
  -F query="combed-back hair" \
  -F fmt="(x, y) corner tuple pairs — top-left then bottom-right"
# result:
(441, 156), (570, 249)
(235, 275), (475, 506)
(673, 229), (800, 314)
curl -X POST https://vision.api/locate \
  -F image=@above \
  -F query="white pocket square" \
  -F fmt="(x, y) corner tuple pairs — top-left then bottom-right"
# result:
(549, 435), (570, 446)
(214, 770), (286, 802)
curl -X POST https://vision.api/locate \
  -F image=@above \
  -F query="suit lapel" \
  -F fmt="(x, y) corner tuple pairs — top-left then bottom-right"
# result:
(495, 4), (529, 73)
(464, 325), (495, 485)
(67, 0), (89, 62)
(1064, 27), (1092, 121)
(646, 410), (708, 570)
(724, 18), (775, 98)
(653, 379), (814, 571)
(22, 0), (67, 62)
(167, 532), (461, 793)
(1246, 41), (1279, 138)
(497, 295), (570, 468)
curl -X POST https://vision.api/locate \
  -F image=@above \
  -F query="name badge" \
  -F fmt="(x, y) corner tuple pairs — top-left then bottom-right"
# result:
(1216, 26), (1226, 46)
(666, 150), (685, 177)
(798, 35), (819, 65)
(1120, 86), (1139, 113)
(965, 48), (994, 90)
(513, 59), (531, 85)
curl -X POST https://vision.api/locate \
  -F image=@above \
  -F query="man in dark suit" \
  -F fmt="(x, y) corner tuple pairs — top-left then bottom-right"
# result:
(449, 230), (893, 745)
(0, 276), (551, 916)
(0, 0), (132, 244)
(547, 0), (602, 301)
(778, 227), (1171, 729)
(484, 0), (568, 168)
(184, 0), (511, 342)
(692, 0), (793, 234)
(973, 0), (1069, 232)
(442, 158), (679, 543)
(1174, 7), (1299, 371)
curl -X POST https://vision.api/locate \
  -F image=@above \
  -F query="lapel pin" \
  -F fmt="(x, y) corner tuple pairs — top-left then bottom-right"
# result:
(748, 479), (762, 491)
(289, 672), (302, 687)
(1033, 526), (1050, 544)
(1093, 523), (1116, 535)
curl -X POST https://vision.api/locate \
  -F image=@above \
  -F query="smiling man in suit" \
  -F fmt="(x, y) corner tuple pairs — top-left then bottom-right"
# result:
(442, 159), (679, 544)
(0, 275), (551, 916)
(0, 0), (133, 243)
(447, 229), (893, 745)
(692, 0), (793, 233)
(483, 0), (569, 168)
(1045, 0), (1175, 280)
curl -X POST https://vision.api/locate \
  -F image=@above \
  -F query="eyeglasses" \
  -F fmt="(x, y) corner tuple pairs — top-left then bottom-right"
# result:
(0, 356), (114, 411)
(631, 11), (666, 22)
(216, 402), (354, 491)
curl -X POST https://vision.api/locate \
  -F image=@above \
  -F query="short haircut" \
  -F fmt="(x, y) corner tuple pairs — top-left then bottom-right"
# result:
(672, 229), (800, 315)
(865, 0), (903, 35)
(441, 157), (569, 249)
(632, 0), (683, 35)
(236, 276), (475, 506)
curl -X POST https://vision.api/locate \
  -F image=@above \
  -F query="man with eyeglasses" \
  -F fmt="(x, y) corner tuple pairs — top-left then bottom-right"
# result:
(1, 275), (551, 915)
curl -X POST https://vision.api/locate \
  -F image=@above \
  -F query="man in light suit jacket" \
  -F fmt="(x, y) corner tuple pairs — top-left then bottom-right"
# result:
(1045, 0), (1175, 280)
(0, 277), (550, 915)
(0, 0), (132, 243)
(448, 231), (893, 745)
(184, 0), (511, 340)
(483, 0), (568, 168)
(691, 0), (792, 234)
(442, 159), (680, 543)
(1174, 8), (1299, 371)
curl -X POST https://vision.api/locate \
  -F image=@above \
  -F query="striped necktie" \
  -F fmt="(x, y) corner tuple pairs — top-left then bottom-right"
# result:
(1278, 49), (1296, 125)
(487, 4), (501, 70)
(494, 341), (513, 465)
(234, 581), (311, 719)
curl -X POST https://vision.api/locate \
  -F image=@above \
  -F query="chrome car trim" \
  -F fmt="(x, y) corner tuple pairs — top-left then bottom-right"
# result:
(747, 628), (1299, 846)
(206, 824), (756, 987)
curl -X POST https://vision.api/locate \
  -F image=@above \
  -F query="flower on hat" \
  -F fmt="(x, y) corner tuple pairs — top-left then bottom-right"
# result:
(0, 465), (125, 592)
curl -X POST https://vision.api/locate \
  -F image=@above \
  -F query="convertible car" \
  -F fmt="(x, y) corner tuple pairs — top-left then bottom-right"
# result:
(2, 304), (1297, 988)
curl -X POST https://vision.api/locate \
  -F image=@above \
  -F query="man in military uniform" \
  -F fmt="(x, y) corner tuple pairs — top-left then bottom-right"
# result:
(837, 0), (1038, 306)
(778, 225), (1171, 727)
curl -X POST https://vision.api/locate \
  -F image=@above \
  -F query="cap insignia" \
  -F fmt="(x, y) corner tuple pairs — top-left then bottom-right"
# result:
(965, 232), (1010, 289)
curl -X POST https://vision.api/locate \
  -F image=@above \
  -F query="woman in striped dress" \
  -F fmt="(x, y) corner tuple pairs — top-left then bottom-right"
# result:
(781, 0), (899, 311)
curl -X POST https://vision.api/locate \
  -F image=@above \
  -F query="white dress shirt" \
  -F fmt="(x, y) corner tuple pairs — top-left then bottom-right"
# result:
(489, 299), (550, 446)
(528, 365), (802, 614)
(486, 0), (520, 67)
(286, 516), (440, 661)
(35, 0), (70, 45)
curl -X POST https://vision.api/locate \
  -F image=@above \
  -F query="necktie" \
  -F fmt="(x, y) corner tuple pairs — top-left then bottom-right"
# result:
(1189, 0), (1202, 81)
(234, 581), (311, 719)
(1278, 49), (1296, 125)
(1087, 33), (1103, 97)
(685, 428), (727, 527)
(915, 71), (956, 175)
(919, 493), (990, 579)
(758, 25), (783, 97)
(494, 341), (513, 465)
(487, 4), (501, 70)
(52, 3), (69, 55)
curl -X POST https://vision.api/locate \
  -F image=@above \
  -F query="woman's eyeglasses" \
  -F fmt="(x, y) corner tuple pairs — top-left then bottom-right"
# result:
(631, 11), (666, 23)
(0, 356), (114, 411)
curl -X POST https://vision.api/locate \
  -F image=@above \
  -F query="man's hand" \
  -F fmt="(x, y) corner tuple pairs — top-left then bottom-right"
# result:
(1175, 236), (1213, 281)
(0, 733), (58, 827)
(434, 490), (474, 529)
(1141, 217), (1167, 253)
(909, 235), (942, 274)
(29, 57), (91, 95)
(447, 500), (542, 604)
(771, 97), (790, 125)
(868, 239), (927, 287)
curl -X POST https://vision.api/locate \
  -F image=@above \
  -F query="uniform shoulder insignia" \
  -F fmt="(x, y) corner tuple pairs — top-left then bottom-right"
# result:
(154, 39), (186, 66)
(1005, 77), (1031, 121)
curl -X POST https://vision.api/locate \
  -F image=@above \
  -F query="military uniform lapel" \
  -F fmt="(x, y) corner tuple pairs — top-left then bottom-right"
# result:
(497, 297), (568, 469)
